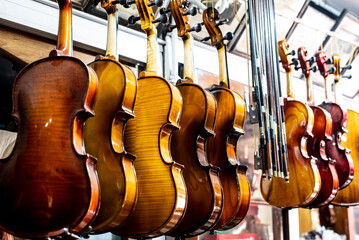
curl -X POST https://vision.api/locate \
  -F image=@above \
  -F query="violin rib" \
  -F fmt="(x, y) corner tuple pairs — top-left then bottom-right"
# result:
(112, 76), (186, 238)
(0, 57), (99, 238)
(167, 80), (223, 237)
(261, 99), (321, 208)
(84, 59), (137, 233)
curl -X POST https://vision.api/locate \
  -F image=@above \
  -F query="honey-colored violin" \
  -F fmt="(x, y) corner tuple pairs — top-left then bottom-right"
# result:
(319, 53), (354, 190)
(0, 0), (100, 238)
(84, 0), (137, 233)
(111, 0), (186, 237)
(298, 48), (338, 207)
(203, 7), (250, 231)
(261, 39), (321, 208)
(166, 1), (222, 237)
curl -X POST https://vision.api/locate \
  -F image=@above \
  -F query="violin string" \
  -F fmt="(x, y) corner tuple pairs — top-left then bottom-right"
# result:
(349, 44), (355, 65)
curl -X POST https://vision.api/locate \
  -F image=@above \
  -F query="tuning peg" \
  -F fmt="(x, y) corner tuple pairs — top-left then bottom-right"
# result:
(215, 19), (229, 27)
(221, 32), (234, 42)
(291, 58), (299, 66)
(160, 8), (171, 15)
(341, 64), (352, 70)
(287, 50), (296, 56)
(201, 36), (210, 42)
(328, 67), (336, 74)
(166, 24), (176, 32)
(152, 13), (167, 24)
(187, 23), (202, 33)
(294, 66), (301, 71)
(148, 0), (163, 7)
(342, 74), (352, 79)
(183, 7), (197, 16)
(128, 15), (140, 25)
(326, 58), (333, 64)
(310, 66), (317, 72)
(121, 0), (135, 8)
(307, 56), (316, 66)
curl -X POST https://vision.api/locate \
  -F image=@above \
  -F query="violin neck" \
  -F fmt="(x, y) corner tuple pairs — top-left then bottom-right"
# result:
(286, 71), (295, 99)
(142, 27), (158, 77)
(218, 46), (230, 88)
(324, 76), (331, 102)
(183, 35), (194, 81)
(57, 0), (73, 56)
(334, 80), (341, 104)
(105, 6), (118, 60)
(306, 76), (315, 105)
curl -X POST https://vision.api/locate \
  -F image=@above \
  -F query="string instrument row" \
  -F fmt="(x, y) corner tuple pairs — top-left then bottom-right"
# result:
(0, 0), (251, 238)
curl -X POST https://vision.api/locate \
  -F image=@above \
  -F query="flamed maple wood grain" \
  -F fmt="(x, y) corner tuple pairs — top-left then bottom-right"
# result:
(111, 76), (186, 237)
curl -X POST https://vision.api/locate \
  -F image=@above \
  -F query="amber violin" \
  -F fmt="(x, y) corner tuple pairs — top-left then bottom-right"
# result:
(111, 0), (186, 237)
(203, 7), (250, 231)
(297, 48), (338, 208)
(166, 1), (222, 237)
(319, 53), (354, 190)
(0, 0), (100, 238)
(261, 39), (321, 208)
(84, 0), (137, 233)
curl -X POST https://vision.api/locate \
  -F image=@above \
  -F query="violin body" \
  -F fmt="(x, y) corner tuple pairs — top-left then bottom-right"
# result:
(168, 79), (222, 237)
(0, 56), (99, 238)
(112, 75), (186, 238)
(207, 84), (250, 230)
(261, 99), (321, 208)
(84, 58), (137, 233)
(331, 109), (359, 205)
(319, 102), (354, 189)
(307, 106), (339, 207)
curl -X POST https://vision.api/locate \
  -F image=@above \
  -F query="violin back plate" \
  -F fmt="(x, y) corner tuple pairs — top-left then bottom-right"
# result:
(0, 56), (99, 238)
(112, 76), (186, 237)
(168, 82), (223, 237)
(261, 99), (321, 208)
(332, 109), (359, 205)
(84, 59), (137, 233)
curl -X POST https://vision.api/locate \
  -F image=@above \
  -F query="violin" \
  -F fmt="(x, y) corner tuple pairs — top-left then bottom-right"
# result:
(298, 48), (339, 207)
(319, 53), (354, 190)
(0, 0), (100, 238)
(332, 109), (359, 205)
(203, 7), (250, 231)
(111, 0), (186, 237)
(84, 0), (137, 233)
(261, 39), (321, 208)
(166, 1), (223, 237)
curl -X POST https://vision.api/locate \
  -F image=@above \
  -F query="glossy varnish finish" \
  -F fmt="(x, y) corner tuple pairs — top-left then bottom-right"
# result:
(84, 1), (137, 233)
(298, 48), (338, 208)
(0, 1), (100, 238)
(261, 40), (321, 208)
(332, 110), (359, 205)
(167, 2), (222, 236)
(111, 0), (186, 236)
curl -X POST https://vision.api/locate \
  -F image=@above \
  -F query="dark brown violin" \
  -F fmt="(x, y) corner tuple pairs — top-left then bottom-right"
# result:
(332, 109), (359, 205)
(0, 0), (100, 238)
(319, 53), (354, 189)
(166, 1), (222, 237)
(84, 0), (137, 233)
(261, 39), (321, 208)
(297, 48), (339, 207)
(203, 7), (250, 231)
